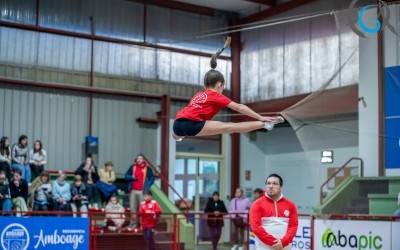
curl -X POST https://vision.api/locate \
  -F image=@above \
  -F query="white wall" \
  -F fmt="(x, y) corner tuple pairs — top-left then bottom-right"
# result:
(240, 132), (268, 195)
(240, 121), (358, 214)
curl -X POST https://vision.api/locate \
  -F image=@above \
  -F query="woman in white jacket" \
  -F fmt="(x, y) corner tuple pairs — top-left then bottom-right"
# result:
(29, 140), (47, 182)
(105, 195), (129, 232)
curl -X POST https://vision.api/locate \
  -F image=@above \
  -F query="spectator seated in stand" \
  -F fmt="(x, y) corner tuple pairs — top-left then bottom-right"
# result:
(29, 140), (47, 182)
(70, 175), (89, 218)
(0, 137), (12, 182)
(0, 170), (12, 215)
(75, 156), (100, 208)
(96, 161), (118, 204)
(104, 194), (129, 232)
(33, 171), (53, 213)
(10, 170), (29, 217)
(53, 171), (71, 214)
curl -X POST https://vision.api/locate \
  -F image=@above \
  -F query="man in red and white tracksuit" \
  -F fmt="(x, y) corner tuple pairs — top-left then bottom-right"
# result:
(139, 190), (162, 250)
(249, 174), (298, 250)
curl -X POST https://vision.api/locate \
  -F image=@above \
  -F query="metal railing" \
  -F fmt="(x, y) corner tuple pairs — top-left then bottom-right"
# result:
(319, 157), (364, 204)
(142, 155), (191, 221)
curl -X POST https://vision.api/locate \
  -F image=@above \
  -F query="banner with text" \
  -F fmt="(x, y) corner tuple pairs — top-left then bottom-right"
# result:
(314, 219), (391, 250)
(292, 218), (311, 250)
(392, 222), (400, 250)
(0, 217), (89, 250)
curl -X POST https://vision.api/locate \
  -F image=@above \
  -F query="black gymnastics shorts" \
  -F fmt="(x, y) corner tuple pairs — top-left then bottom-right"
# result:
(173, 118), (206, 136)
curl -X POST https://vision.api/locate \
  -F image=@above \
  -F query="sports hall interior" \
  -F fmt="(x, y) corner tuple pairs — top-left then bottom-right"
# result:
(0, 0), (399, 249)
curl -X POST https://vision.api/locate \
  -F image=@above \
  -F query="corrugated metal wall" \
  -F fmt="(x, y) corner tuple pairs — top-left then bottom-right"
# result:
(0, 82), (162, 173)
(241, 12), (359, 103)
(92, 95), (160, 173)
(0, 83), (89, 171)
(0, 0), (231, 88)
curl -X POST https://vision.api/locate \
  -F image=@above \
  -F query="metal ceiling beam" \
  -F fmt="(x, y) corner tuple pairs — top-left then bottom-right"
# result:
(127, 0), (236, 17)
(0, 20), (231, 60)
(243, 0), (277, 6)
(238, 0), (318, 25)
(0, 77), (190, 102)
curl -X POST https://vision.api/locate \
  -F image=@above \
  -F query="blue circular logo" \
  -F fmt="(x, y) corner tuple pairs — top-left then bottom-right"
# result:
(348, 0), (398, 38)
(1, 223), (30, 250)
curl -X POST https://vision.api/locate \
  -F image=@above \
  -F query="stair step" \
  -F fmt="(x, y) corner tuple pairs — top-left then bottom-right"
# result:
(350, 197), (369, 206)
(154, 232), (173, 241)
(343, 206), (369, 214)
(156, 221), (168, 231)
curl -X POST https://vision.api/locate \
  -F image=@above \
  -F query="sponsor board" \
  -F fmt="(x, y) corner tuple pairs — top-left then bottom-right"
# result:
(314, 219), (390, 250)
(0, 217), (89, 250)
(392, 221), (400, 250)
(292, 218), (311, 250)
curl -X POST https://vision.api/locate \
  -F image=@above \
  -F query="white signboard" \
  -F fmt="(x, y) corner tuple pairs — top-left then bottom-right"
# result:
(292, 218), (311, 250)
(392, 222), (400, 250)
(314, 219), (391, 250)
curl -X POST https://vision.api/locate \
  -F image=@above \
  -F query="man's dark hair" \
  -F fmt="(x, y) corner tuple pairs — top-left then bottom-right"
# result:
(253, 188), (263, 194)
(18, 135), (28, 145)
(13, 169), (22, 176)
(266, 173), (283, 186)
(143, 190), (152, 196)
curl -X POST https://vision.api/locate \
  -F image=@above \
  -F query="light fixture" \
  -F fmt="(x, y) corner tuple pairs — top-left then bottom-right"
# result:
(321, 150), (333, 163)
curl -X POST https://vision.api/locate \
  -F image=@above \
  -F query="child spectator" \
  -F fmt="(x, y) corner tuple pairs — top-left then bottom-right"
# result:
(105, 195), (129, 232)
(33, 171), (52, 213)
(70, 175), (89, 218)
(9, 170), (29, 217)
(139, 190), (162, 250)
